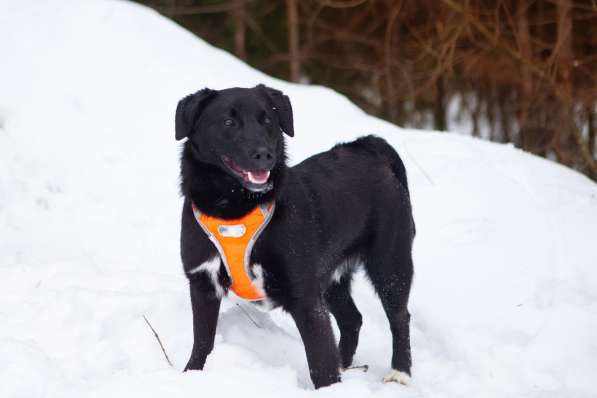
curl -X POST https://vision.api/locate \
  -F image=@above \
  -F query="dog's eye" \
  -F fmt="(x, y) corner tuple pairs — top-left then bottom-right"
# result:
(263, 116), (272, 125)
(224, 118), (236, 127)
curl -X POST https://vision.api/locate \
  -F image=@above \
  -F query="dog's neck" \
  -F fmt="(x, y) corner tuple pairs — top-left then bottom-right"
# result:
(180, 144), (285, 219)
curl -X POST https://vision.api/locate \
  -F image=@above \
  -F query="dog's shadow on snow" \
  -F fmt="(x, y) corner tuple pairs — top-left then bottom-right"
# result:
(217, 303), (312, 386)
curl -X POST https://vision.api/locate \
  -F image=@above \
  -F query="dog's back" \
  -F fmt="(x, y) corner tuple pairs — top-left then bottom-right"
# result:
(286, 135), (414, 252)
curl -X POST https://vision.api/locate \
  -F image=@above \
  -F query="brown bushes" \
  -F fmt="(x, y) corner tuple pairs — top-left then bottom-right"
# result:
(139, 0), (597, 179)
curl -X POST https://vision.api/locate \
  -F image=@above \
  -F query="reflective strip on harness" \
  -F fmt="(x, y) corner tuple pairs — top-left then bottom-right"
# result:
(192, 202), (275, 301)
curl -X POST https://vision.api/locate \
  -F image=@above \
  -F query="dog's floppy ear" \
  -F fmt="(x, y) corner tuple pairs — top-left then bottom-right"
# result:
(175, 88), (216, 141)
(257, 84), (294, 137)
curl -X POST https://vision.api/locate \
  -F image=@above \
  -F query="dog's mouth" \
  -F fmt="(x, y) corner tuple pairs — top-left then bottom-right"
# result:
(221, 156), (273, 193)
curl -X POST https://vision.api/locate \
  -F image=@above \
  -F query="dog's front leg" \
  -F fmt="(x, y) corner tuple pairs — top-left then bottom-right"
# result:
(290, 299), (341, 389)
(184, 277), (221, 371)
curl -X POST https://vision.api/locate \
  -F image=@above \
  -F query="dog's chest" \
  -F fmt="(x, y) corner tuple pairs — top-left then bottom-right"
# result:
(205, 256), (276, 308)
(189, 201), (279, 301)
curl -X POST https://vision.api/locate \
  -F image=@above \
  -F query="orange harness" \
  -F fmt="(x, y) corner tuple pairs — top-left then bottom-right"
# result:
(192, 202), (275, 301)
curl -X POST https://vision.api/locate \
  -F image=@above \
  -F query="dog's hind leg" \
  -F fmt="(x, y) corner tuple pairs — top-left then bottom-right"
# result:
(364, 234), (413, 384)
(324, 274), (362, 369)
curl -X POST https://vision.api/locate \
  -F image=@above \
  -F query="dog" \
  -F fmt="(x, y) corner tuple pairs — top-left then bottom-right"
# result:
(175, 85), (415, 389)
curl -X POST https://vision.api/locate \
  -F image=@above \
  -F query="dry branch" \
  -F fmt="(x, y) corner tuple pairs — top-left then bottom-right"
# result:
(143, 315), (174, 368)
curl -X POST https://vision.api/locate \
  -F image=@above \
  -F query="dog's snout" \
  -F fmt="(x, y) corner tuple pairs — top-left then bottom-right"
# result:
(252, 147), (273, 161)
(250, 147), (275, 169)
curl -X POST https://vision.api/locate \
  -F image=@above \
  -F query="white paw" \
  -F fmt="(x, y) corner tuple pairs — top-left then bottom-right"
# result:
(382, 369), (411, 385)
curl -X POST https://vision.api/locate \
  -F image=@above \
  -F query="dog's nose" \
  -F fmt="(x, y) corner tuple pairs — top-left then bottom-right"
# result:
(250, 147), (275, 169)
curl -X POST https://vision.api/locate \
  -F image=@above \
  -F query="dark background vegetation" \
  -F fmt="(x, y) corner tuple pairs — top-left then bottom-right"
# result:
(136, 0), (597, 180)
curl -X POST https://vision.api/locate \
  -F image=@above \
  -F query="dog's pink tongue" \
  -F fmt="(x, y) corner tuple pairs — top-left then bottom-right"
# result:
(247, 170), (270, 184)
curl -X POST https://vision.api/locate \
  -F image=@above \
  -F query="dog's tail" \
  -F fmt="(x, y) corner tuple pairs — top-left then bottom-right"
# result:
(353, 135), (410, 195)
(351, 135), (415, 236)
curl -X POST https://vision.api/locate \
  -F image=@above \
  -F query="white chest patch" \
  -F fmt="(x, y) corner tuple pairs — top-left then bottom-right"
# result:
(251, 263), (265, 292)
(187, 256), (225, 298)
(187, 259), (272, 305)
(247, 263), (275, 310)
(330, 261), (351, 283)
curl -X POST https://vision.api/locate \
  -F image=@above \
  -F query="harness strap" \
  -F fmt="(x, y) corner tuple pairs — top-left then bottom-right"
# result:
(192, 202), (275, 301)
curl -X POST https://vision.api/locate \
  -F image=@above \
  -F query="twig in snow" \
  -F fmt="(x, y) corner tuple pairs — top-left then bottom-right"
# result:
(346, 364), (369, 372)
(401, 141), (435, 186)
(236, 303), (262, 328)
(143, 315), (174, 368)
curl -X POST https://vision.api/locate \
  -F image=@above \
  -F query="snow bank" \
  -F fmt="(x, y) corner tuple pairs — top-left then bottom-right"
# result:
(1, 1), (596, 397)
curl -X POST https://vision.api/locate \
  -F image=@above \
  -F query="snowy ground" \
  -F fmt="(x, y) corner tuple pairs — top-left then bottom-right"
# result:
(1, 1), (597, 397)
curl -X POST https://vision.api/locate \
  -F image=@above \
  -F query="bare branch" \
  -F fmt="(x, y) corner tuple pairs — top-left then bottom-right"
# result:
(143, 315), (174, 368)
(318, 0), (369, 9)
(157, 0), (252, 16)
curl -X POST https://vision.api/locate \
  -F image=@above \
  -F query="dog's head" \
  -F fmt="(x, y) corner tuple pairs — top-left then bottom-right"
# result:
(175, 85), (293, 194)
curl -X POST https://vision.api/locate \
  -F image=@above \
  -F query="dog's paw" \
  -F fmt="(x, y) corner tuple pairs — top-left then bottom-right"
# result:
(183, 358), (205, 372)
(382, 369), (411, 385)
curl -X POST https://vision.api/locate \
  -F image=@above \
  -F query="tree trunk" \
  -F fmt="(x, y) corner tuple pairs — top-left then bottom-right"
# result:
(471, 86), (482, 138)
(433, 77), (447, 131)
(554, 0), (575, 165)
(516, 0), (532, 150)
(286, 0), (300, 82)
(486, 82), (496, 141)
(588, 106), (595, 159)
(233, 0), (246, 61)
(497, 86), (511, 143)
(384, 2), (403, 123)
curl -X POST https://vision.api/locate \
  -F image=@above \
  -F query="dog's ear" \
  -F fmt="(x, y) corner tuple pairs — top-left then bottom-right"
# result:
(175, 88), (216, 141)
(257, 84), (294, 137)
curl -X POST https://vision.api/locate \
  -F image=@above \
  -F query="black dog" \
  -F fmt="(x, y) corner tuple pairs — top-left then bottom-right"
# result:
(176, 85), (415, 389)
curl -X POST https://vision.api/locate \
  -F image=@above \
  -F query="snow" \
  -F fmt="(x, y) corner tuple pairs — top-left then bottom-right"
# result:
(1, 0), (596, 397)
